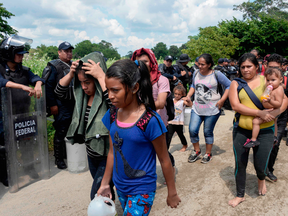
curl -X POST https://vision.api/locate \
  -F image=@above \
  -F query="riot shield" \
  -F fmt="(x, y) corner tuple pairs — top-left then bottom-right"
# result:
(1, 86), (49, 193)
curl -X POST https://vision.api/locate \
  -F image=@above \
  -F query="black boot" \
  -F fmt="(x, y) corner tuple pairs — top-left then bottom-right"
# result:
(0, 145), (8, 186)
(54, 142), (67, 170)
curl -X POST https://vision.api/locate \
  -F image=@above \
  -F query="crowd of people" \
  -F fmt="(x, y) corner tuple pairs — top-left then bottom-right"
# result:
(0, 34), (288, 214)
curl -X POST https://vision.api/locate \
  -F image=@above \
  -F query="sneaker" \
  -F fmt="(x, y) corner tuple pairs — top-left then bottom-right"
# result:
(267, 172), (277, 182)
(201, 153), (212, 163)
(188, 150), (201, 163)
(243, 139), (260, 148)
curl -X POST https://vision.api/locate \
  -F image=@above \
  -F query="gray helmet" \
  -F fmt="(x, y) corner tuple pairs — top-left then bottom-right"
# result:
(0, 35), (32, 62)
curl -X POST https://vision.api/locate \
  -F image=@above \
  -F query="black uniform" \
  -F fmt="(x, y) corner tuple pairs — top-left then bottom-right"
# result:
(0, 62), (44, 186)
(43, 59), (75, 166)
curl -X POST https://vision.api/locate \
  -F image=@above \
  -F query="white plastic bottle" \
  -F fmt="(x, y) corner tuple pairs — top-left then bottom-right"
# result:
(87, 195), (116, 216)
(261, 85), (273, 101)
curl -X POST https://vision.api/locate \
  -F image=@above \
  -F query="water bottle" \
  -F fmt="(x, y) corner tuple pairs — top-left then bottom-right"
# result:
(87, 194), (116, 216)
(260, 85), (273, 101)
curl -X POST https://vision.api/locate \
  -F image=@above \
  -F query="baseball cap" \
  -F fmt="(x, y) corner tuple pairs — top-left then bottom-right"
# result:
(218, 58), (224, 63)
(58, 41), (74, 50)
(164, 55), (173, 61)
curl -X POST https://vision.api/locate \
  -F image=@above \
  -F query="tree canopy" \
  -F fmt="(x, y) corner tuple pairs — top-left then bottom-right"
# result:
(73, 40), (120, 59)
(32, 44), (58, 59)
(0, 3), (17, 39)
(151, 42), (169, 59)
(234, 0), (288, 20)
(182, 26), (239, 61)
(219, 14), (288, 58)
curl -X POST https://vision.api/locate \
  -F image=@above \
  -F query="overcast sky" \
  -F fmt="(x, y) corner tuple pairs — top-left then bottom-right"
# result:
(2, 0), (245, 56)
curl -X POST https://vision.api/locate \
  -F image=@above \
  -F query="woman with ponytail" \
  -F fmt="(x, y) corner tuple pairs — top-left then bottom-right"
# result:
(97, 59), (181, 215)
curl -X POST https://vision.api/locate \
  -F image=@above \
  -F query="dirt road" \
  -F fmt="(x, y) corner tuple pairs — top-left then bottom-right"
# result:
(1, 110), (288, 215)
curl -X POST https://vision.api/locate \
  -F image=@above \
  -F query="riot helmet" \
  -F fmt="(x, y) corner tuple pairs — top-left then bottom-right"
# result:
(0, 35), (33, 62)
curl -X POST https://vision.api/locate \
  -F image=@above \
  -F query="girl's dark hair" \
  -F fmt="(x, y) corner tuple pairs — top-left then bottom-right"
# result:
(238, 53), (259, 78)
(173, 85), (186, 97)
(199, 53), (214, 69)
(76, 66), (94, 80)
(106, 59), (156, 111)
(264, 67), (283, 79)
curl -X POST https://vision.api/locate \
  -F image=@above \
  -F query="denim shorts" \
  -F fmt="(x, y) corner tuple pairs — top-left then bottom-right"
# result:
(189, 109), (221, 144)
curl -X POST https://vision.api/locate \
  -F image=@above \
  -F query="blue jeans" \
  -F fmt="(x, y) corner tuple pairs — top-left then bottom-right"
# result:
(87, 156), (115, 201)
(189, 110), (221, 144)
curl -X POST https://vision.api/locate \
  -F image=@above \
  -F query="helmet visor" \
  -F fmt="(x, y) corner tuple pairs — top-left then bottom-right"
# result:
(6, 35), (33, 47)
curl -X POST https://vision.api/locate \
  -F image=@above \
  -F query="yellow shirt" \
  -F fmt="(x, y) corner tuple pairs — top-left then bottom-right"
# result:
(238, 76), (274, 130)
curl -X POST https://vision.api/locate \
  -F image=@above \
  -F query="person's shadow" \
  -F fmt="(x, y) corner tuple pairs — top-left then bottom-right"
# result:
(0, 183), (9, 200)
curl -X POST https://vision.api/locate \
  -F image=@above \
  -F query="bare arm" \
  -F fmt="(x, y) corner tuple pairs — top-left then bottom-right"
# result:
(59, 60), (79, 87)
(152, 134), (181, 208)
(183, 98), (192, 107)
(97, 135), (114, 199)
(6, 81), (35, 97)
(34, 81), (43, 99)
(182, 87), (194, 105)
(263, 87), (284, 109)
(155, 92), (168, 110)
(216, 88), (229, 109)
(229, 80), (275, 122)
(186, 87), (195, 99)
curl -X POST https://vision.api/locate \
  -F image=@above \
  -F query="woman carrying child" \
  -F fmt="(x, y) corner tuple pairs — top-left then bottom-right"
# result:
(97, 59), (181, 215)
(167, 85), (192, 152)
(244, 67), (284, 148)
(228, 53), (288, 207)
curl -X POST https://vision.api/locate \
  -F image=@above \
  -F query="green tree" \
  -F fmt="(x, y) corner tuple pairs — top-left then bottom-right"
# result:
(73, 40), (121, 59)
(34, 44), (58, 59)
(96, 40), (121, 59)
(168, 45), (181, 60)
(179, 43), (187, 53)
(124, 51), (133, 59)
(219, 14), (288, 57)
(182, 26), (239, 61)
(0, 3), (17, 39)
(152, 42), (168, 59)
(73, 40), (94, 58)
(234, 0), (288, 20)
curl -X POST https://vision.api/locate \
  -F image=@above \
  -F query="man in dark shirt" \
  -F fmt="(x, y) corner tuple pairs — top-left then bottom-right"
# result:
(43, 42), (75, 169)
(159, 55), (181, 92)
(173, 54), (192, 93)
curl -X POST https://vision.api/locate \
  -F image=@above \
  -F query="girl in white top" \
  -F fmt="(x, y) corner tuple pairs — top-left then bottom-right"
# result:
(167, 85), (192, 152)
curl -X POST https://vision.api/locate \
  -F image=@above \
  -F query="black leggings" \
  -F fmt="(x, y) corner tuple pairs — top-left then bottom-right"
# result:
(268, 111), (287, 173)
(233, 127), (273, 197)
(166, 126), (175, 167)
(167, 124), (188, 147)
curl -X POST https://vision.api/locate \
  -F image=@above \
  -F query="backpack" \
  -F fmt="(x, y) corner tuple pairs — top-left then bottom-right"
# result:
(156, 80), (175, 121)
(166, 93), (175, 121)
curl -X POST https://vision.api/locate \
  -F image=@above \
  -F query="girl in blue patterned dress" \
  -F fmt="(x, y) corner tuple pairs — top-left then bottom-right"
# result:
(97, 59), (181, 215)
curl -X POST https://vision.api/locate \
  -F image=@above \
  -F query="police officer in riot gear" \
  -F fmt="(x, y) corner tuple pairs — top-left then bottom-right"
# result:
(43, 41), (75, 169)
(0, 35), (44, 186)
